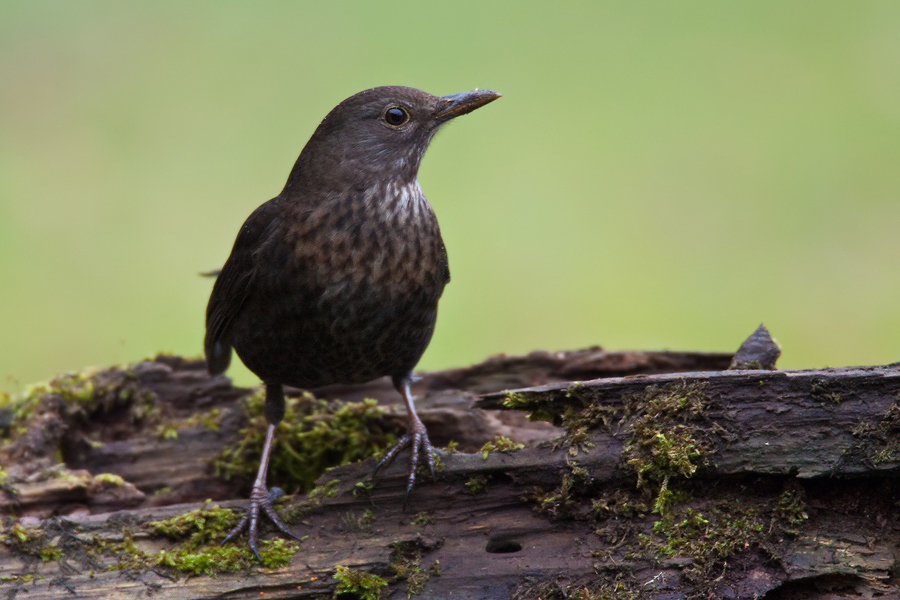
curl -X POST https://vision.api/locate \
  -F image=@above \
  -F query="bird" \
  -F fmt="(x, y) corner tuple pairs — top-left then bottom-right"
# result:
(204, 85), (501, 557)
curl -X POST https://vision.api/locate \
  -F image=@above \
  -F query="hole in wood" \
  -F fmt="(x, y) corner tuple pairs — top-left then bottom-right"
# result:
(485, 534), (523, 553)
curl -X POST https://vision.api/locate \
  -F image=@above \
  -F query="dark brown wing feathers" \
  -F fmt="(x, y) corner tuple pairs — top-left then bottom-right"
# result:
(204, 201), (281, 374)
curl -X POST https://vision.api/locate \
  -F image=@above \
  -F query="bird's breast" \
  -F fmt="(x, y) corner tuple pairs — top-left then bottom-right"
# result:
(282, 181), (447, 300)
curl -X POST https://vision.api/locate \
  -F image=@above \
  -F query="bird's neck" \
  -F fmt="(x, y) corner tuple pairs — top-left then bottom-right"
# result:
(278, 176), (435, 233)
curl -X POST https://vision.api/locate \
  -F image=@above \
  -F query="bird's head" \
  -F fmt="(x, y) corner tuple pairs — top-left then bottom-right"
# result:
(285, 86), (501, 193)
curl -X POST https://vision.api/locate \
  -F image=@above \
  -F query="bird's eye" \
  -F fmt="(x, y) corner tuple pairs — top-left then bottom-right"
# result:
(384, 106), (409, 127)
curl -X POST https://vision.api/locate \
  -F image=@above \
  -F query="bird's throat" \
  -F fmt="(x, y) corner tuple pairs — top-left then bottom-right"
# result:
(369, 179), (432, 225)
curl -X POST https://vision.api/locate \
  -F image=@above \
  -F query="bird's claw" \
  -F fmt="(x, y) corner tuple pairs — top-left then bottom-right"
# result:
(374, 416), (435, 505)
(222, 485), (299, 560)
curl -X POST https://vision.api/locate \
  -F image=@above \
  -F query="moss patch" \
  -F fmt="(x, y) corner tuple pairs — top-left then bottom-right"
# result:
(637, 488), (806, 585)
(146, 502), (298, 574)
(586, 479), (812, 591)
(511, 574), (640, 600)
(409, 511), (434, 527)
(389, 540), (441, 597)
(339, 509), (376, 533)
(155, 407), (223, 440)
(464, 475), (489, 495)
(619, 382), (722, 511)
(0, 362), (169, 470)
(333, 565), (388, 600)
(2, 517), (96, 573)
(213, 391), (398, 493)
(94, 473), (126, 486)
(0, 521), (46, 558)
(480, 435), (524, 459)
(530, 461), (597, 521)
(502, 385), (615, 457)
(852, 396), (900, 465)
(155, 537), (296, 575)
(508, 380), (814, 596)
(84, 502), (299, 576)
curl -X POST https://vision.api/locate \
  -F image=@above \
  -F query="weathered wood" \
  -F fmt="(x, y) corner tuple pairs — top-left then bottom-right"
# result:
(477, 364), (900, 479)
(0, 348), (733, 517)
(2, 351), (899, 599)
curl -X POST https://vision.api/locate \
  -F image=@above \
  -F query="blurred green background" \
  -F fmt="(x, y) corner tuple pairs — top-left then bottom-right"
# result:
(1, 1), (899, 393)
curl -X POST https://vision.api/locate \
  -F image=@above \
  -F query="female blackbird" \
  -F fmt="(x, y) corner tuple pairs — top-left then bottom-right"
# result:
(204, 86), (500, 557)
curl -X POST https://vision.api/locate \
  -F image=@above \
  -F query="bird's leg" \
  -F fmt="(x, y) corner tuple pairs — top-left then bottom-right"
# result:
(374, 376), (435, 502)
(222, 383), (299, 560)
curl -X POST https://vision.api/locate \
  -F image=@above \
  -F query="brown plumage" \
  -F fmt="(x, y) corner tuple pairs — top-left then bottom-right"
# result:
(204, 86), (500, 557)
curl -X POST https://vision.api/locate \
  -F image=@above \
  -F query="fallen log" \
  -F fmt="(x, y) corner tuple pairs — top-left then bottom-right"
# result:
(1, 340), (898, 599)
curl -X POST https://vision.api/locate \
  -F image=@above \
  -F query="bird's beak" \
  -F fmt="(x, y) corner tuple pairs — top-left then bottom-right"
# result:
(435, 89), (502, 122)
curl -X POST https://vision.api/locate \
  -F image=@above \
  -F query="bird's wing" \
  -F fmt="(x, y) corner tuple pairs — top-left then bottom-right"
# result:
(204, 200), (281, 374)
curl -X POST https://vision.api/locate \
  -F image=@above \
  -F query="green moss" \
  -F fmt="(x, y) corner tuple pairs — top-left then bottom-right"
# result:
(1, 522), (42, 545)
(0, 574), (41, 584)
(0, 363), (165, 454)
(213, 391), (398, 493)
(359, 509), (375, 530)
(640, 500), (768, 585)
(590, 488), (651, 519)
(480, 435), (524, 459)
(142, 502), (298, 575)
(852, 397), (900, 465)
(410, 511), (434, 526)
(528, 455), (605, 519)
(94, 473), (125, 486)
(561, 389), (616, 449)
(333, 565), (388, 600)
(0, 385), (48, 441)
(773, 488), (808, 535)
(531, 473), (585, 520)
(464, 475), (489, 495)
(340, 509), (375, 532)
(353, 481), (375, 498)
(155, 543), (247, 574)
(810, 378), (842, 404)
(501, 391), (534, 411)
(634, 484), (817, 587)
(157, 408), (223, 439)
(308, 479), (340, 502)
(430, 450), (445, 473)
(522, 383), (722, 528)
(501, 387), (618, 443)
(505, 384), (617, 459)
(620, 382), (714, 508)
(84, 504), (297, 576)
(87, 501), (295, 575)
(389, 542), (440, 596)
(501, 390), (558, 425)
(155, 537), (296, 574)
(35, 372), (97, 406)
(147, 503), (238, 539)
(97, 527), (156, 572)
(511, 575), (639, 600)
(40, 545), (62, 562)
(0, 521), (68, 567)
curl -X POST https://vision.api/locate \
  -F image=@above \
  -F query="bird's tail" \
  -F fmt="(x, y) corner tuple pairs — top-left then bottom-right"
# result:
(205, 338), (232, 375)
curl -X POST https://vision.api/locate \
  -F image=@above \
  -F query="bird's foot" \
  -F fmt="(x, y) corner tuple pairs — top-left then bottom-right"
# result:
(222, 485), (299, 561)
(374, 414), (435, 504)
